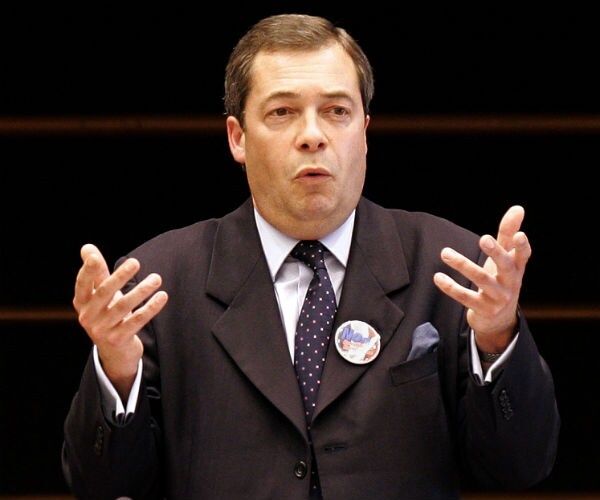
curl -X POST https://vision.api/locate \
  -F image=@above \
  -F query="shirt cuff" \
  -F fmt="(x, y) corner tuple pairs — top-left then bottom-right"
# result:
(93, 345), (143, 417)
(470, 331), (519, 385)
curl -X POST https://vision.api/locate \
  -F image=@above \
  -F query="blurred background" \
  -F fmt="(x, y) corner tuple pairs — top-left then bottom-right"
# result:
(1, 3), (599, 498)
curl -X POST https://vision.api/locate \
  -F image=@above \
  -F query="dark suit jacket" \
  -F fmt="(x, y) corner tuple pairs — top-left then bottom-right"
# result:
(62, 197), (560, 500)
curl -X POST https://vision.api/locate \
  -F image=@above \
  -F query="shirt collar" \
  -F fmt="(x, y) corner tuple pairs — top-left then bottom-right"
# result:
(254, 208), (355, 281)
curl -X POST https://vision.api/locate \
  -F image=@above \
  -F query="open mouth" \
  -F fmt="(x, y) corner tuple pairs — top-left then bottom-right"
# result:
(296, 166), (330, 179)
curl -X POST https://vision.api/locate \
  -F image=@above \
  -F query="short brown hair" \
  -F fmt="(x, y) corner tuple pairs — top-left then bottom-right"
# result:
(224, 14), (374, 125)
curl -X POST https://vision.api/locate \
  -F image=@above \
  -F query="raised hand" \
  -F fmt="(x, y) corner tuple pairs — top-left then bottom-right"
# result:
(433, 206), (531, 353)
(73, 243), (168, 398)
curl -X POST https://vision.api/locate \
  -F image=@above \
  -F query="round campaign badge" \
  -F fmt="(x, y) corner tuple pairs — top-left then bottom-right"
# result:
(334, 320), (381, 364)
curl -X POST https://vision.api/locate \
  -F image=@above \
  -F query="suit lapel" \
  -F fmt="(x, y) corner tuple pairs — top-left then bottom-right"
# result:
(315, 198), (410, 419)
(205, 198), (411, 433)
(207, 200), (308, 438)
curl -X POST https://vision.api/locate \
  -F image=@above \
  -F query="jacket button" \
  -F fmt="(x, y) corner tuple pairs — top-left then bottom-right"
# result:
(293, 460), (307, 479)
(93, 425), (104, 456)
(498, 389), (514, 420)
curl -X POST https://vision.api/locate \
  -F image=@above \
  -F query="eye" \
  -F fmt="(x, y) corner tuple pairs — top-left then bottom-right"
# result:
(271, 108), (289, 117)
(324, 106), (352, 121)
(332, 107), (349, 116)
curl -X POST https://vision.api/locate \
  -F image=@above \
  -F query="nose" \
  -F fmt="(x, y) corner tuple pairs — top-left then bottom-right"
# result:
(295, 111), (327, 152)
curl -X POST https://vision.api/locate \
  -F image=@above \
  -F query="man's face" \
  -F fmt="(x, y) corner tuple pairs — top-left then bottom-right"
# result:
(227, 43), (370, 240)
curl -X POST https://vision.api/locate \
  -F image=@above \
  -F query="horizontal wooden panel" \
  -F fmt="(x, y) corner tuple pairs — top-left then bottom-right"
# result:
(3, 114), (600, 136)
(2, 493), (600, 499)
(0, 304), (598, 322)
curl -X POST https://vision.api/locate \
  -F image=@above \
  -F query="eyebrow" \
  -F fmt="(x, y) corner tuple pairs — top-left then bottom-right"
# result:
(264, 89), (355, 102)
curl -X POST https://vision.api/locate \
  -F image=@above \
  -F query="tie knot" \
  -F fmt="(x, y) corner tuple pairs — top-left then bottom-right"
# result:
(291, 240), (327, 271)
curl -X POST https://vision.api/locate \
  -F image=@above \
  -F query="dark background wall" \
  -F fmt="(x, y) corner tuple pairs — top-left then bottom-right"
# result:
(1, 3), (599, 496)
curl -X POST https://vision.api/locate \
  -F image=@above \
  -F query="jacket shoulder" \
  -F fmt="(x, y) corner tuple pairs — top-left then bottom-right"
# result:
(359, 197), (480, 247)
(117, 199), (254, 271)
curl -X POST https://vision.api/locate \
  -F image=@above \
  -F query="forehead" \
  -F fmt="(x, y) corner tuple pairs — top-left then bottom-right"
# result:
(248, 44), (361, 99)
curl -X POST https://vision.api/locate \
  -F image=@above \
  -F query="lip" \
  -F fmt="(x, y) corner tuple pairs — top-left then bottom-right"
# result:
(294, 166), (332, 180)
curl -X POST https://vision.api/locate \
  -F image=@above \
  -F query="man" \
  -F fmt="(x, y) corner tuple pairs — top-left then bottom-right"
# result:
(62, 13), (560, 500)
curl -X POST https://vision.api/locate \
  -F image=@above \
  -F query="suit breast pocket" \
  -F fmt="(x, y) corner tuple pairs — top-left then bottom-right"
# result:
(389, 350), (438, 387)
(389, 351), (446, 420)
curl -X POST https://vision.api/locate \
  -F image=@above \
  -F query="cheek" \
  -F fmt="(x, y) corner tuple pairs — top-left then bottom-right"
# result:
(343, 141), (367, 184)
(244, 129), (278, 163)
(244, 155), (277, 195)
(247, 140), (289, 178)
(341, 129), (368, 162)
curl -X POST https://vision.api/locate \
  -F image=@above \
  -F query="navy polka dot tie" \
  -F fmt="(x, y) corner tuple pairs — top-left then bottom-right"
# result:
(291, 240), (337, 424)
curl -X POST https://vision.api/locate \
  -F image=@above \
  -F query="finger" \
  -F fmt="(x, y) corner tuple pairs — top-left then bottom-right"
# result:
(479, 235), (515, 276)
(433, 271), (485, 311)
(513, 231), (532, 270)
(480, 230), (532, 285)
(496, 205), (525, 250)
(80, 243), (112, 284)
(91, 257), (141, 310)
(76, 257), (141, 332)
(74, 244), (111, 310)
(79, 271), (163, 343)
(89, 269), (165, 335)
(81, 243), (103, 263)
(118, 290), (169, 338)
(100, 289), (169, 349)
(109, 273), (165, 322)
(440, 247), (502, 300)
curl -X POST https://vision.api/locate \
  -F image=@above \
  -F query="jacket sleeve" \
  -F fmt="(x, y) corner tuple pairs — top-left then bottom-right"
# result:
(62, 352), (164, 500)
(460, 312), (560, 489)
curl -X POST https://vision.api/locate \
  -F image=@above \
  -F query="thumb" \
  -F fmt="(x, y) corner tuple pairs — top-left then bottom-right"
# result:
(80, 243), (111, 287)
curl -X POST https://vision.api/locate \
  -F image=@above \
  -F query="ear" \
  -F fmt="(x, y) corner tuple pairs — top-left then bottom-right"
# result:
(226, 116), (246, 165)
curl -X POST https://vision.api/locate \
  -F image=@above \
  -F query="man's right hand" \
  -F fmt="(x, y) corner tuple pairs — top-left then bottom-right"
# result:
(73, 243), (169, 400)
